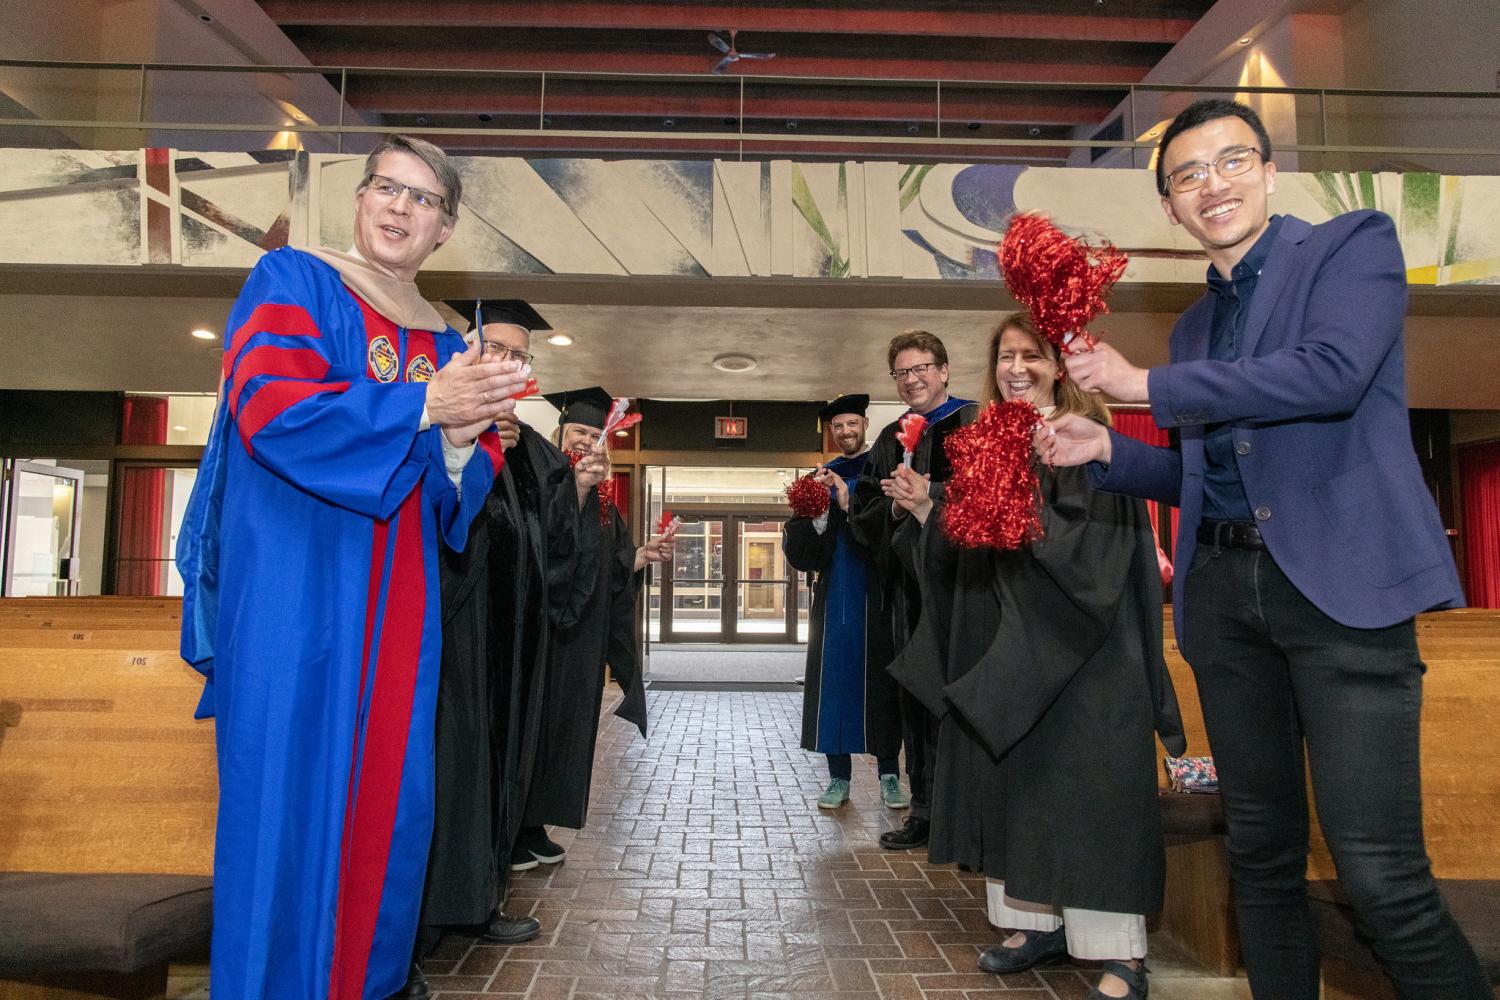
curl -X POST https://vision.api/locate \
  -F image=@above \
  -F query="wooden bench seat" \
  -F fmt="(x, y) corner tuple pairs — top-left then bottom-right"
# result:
(0, 598), (213, 1000)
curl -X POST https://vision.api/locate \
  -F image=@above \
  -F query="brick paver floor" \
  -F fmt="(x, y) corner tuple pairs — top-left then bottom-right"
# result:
(413, 690), (1252, 1000)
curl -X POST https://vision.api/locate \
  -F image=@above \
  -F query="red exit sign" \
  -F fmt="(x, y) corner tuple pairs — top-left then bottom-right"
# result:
(715, 416), (748, 439)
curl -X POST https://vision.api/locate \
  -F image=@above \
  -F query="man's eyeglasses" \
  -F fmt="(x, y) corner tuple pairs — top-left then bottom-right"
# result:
(890, 362), (940, 381)
(1164, 147), (1263, 194)
(363, 174), (450, 214)
(482, 342), (534, 366)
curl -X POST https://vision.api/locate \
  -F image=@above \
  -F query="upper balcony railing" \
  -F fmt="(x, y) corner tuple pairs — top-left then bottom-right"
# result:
(2, 58), (1497, 174)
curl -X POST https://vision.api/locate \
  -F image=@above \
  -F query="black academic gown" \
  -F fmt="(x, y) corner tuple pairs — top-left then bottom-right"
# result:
(848, 401), (980, 647)
(423, 424), (597, 927)
(523, 495), (647, 831)
(890, 459), (1187, 915)
(783, 456), (901, 760)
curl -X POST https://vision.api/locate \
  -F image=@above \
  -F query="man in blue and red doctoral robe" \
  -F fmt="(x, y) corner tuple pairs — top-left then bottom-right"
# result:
(175, 135), (531, 1000)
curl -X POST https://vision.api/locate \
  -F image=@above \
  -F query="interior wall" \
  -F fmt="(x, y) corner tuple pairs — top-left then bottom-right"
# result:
(1335, 0), (1500, 174)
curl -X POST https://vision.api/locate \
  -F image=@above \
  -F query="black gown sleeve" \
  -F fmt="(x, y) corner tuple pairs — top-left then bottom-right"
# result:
(848, 430), (906, 600)
(604, 511), (648, 736)
(884, 499), (963, 717)
(943, 465), (1156, 758)
(782, 506), (842, 574)
(547, 465), (604, 629)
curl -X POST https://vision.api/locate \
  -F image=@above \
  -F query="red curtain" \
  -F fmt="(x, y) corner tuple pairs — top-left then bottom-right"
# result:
(1458, 440), (1500, 609)
(1111, 408), (1180, 557)
(116, 396), (168, 595)
(603, 470), (632, 524)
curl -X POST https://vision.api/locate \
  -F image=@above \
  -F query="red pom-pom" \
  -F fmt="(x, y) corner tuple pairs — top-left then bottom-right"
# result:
(784, 475), (831, 519)
(895, 412), (928, 454)
(942, 400), (1044, 551)
(999, 213), (1128, 352)
(656, 510), (675, 535)
(510, 376), (540, 401)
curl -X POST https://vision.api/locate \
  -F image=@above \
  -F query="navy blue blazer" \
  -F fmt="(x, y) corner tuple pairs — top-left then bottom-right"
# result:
(1096, 211), (1463, 647)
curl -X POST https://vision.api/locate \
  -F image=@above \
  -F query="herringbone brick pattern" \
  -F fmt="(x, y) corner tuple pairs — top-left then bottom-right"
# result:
(417, 690), (1251, 1000)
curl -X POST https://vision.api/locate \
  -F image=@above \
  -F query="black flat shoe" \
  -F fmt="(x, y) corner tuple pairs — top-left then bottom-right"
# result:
(977, 926), (1070, 974)
(481, 910), (541, 944)
(1086, 959), (1148, 999)
(879, 816), (930, 850)
(385, 961), (429, 999)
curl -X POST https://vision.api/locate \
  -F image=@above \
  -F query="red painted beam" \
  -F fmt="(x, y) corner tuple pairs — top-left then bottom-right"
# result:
(259, 1), (1200, 45)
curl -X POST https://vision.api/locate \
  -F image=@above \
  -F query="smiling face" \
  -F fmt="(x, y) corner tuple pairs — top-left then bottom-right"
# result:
(994, 324), (1059, 409)
(561, 422), (602, 456)
(353, 149), (456, 281)
(828, 413), (868, 457)
(1159, 115), (1277, 277)
(892, 347), (949, 414)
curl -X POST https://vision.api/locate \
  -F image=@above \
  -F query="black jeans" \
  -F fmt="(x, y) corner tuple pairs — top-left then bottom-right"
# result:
(1183, 544), (1488, 999)
(827, 753), (900, 781)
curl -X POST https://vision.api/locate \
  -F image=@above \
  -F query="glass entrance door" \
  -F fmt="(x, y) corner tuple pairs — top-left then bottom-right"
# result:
(660, 512), (800, 643)
(2, 460), (85, 597)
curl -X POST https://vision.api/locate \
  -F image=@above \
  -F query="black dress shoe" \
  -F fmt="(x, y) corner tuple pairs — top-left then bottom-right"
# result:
(878, 816), (930, 850)
(386, 961), (429, 1000)
(977, 926), (1070, 974)
(481, 910), (542, 944)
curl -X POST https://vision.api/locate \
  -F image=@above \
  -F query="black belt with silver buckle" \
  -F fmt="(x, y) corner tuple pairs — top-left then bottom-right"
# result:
(1197, 519), (1265, 550)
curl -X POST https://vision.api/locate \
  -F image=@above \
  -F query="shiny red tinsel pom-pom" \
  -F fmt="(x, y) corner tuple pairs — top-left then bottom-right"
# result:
(999, 213), (1128, 351)
(942, 400), (1043, 551)
(784, 474), (831, 519)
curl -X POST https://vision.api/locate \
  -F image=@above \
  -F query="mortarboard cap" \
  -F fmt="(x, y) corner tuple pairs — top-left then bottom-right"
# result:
(542, 385), (614, 430)
(819, 393), (870, 422)
(443, 298), (551, 334)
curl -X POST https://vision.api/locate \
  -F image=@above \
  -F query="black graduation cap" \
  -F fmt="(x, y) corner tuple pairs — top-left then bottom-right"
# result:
(819, 393), (870, 422)
(443, 298), (551, 334)
(542, 385), (614, 430)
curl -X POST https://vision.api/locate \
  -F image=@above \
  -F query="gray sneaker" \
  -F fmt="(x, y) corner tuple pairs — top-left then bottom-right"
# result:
(880, 773), (911, 809)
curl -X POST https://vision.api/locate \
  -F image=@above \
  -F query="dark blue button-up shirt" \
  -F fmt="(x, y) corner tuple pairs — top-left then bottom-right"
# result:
(1201, 215), (1283, 522)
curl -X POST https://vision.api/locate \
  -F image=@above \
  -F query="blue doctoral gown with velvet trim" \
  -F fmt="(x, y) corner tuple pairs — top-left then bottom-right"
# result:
(176, 247), (502, 1000)
(783, 451), (901, 759)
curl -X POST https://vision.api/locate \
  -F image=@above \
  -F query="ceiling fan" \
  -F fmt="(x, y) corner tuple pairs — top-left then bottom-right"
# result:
(708, 29), (776, 74)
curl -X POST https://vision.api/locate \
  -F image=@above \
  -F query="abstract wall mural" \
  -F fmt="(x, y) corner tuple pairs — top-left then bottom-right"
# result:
(0, 148), (1495, 286)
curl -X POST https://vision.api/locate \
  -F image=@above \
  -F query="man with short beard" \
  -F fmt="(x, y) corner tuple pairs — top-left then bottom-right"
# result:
(784, 394), (906, 810)
(849, 331), (977, 851)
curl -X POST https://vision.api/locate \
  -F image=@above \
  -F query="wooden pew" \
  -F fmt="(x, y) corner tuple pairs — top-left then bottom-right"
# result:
(0, 598), (213, 999)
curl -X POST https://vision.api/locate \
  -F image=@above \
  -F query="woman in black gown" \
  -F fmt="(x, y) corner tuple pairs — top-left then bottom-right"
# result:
(886, 313), (1185, 1000)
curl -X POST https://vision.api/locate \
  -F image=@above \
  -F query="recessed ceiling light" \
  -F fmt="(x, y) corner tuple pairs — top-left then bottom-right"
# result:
(712, 353), (758, 373)
(191, 328), (216, 340)
(1238, 36), (1252, 45)
(546, 333), (573, 347)
(614, 429), (630, 437)
(172, 425), (188, 432)
(1145, 129), (1160, 138)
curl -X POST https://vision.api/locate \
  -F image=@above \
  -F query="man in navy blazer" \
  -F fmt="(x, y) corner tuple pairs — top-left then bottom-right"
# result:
(1042, 100), (1486, 999)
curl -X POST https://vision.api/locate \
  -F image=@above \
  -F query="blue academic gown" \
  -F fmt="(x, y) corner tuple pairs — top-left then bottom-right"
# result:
(176, 248), (502, 1000)
(784, 451), (902, 759)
